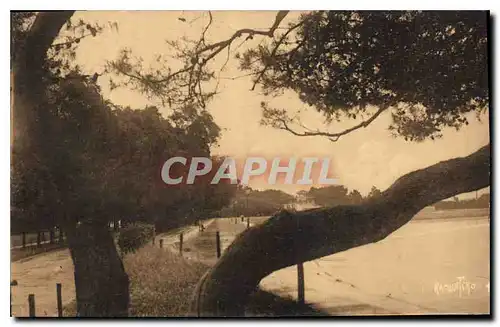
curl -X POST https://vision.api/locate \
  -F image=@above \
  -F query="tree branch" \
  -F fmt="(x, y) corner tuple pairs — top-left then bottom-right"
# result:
(20, 11), (75, 78)
(191, 144), (490, 316)
(50, 32), (92, 49)
(12, 11), (74, 148)
(250, 19), (305, 90)
(277, 106), (388, 142)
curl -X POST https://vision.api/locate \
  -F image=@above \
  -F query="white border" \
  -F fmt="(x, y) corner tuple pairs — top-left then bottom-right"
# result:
(2, 2), (498, 327)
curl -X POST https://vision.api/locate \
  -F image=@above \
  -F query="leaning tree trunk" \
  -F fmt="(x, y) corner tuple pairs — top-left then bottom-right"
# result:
(191, 144), (490, 316)
(66, 221), (130, 317)
(12, 11), (130, 317)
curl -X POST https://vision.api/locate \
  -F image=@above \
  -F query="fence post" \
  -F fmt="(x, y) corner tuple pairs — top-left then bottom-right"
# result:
(22, 232), (26, 249)
(28, 294), (35, 317)
(297, 262), (305, 305)
(59, 229), (64, 244)
(159, 239), (163, 249)
(50, 229), (55, 244)
(37, 232), (41, 247)
(56, 283), (63, 317)
(216, 231), (221, 258)
(179, 233), (183, 255)
(247, 217), (250, 229)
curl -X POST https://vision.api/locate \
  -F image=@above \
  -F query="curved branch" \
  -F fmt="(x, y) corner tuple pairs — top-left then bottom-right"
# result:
(191, 144), (490, 316)
(278, 106), (388, 142)
(128, 11), (290, 86)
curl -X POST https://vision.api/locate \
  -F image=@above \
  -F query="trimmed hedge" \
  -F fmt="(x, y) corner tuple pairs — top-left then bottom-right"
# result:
(118, 222), (155, 254)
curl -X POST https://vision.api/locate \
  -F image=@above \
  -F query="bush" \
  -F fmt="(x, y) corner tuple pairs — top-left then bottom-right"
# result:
(117, 222), (155, 254)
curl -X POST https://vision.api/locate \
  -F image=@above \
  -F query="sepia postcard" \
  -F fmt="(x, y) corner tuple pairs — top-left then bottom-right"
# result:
(10, 10), (491, 318)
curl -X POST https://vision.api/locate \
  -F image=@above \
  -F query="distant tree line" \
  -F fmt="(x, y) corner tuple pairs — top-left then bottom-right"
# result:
(216, 186), (295, 217)
(434, 193), (490, 210)
(296, 185), (382, 207)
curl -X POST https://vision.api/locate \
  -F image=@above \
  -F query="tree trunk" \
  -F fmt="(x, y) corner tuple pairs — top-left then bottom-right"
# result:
(12, 12), (75, 152)
(66, 221), (130, 317)
(191, 144), (490, 316)
(12, 12), (130, 317)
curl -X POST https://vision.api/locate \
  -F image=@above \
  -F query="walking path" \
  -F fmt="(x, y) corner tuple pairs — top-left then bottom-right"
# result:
(10, 220), (211, 317)
(11, 249), (75, 317)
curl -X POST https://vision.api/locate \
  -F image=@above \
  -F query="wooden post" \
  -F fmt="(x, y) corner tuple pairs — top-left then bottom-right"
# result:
(179, 233), (183, 255)
(49, 229), (55, 244)
(36, 232), (41, 247)
(297, 262), (305, 305)
(56, 283), (62, 317)
(159, 239), (163, 249)
(59, 229), (64, 243)
(216, 231), (221, 258)
(28, 294), (35, 317)
(22, 232), (26, 248)
(247, 217), (250, 229)
(10, 281), (18, 317)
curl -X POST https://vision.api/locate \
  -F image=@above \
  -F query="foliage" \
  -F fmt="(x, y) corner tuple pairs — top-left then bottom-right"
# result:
(218, 187), (295, 217)
(434, 193), (490, 210)
(107, 11), (488, 143)
(303, 185), (365, 207)
(117, 222), (155, 254)
(11, 12), (235, 235)
(240, 11), (488, 142)
(367, 186), (383, 199)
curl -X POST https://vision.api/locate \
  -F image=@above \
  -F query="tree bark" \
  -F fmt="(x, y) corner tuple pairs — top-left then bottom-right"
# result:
(191, 144), (490, 316)
(12, 11), (75, 150)
(66, 221), (130, 317)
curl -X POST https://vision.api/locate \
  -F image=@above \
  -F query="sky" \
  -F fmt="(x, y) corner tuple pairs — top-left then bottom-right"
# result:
(71, 11), (490, 198)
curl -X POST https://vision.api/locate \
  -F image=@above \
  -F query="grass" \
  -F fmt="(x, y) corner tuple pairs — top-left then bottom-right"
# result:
(11, 242), (67, 262)
(62, 243), (327, 317)
(124, 245), (208, 317)
(63, 245), (209, 317)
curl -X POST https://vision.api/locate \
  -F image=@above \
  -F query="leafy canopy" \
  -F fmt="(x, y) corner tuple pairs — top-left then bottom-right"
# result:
(109, 11), (488, 142)
(240, 11), (488, 141)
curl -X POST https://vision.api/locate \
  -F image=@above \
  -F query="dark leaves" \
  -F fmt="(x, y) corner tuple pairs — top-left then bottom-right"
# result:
(240, 11), (489, 141)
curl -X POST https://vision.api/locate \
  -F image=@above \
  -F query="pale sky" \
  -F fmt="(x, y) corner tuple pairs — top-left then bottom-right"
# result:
(72, 11), (490, 198)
